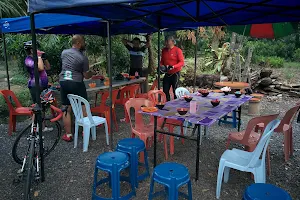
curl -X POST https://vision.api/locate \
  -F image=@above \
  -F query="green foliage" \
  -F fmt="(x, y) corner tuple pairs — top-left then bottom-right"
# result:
(256, 56), (285, 68)
(293, 48), (300, 62)
(11, 73), (27, 85)
(0, 0), (27, 18)
(111, 36), (130, 75)
(245, 37), (296, 62)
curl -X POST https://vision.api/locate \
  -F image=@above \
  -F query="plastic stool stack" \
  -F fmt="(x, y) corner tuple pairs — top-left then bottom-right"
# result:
(149, 162), (192, 200)
(243, 183), (292, 200)
(92, 152), (136, 200)
(116, 138), (150, 188)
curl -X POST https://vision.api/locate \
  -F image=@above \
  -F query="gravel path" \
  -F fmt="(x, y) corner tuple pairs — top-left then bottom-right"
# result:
(0, 96), (299, 200)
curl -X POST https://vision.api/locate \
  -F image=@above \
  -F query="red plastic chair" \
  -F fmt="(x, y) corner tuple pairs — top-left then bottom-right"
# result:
(136, 79), (158, 99)
(91, 89), (119, 134)
(226, 114), (279, 175)
(0, 90), (32, 135)
(255, 104), (300, 161)
(148, 90), (185, 155)
(125, 98), (169, 160)
(116, 84), (140, 122)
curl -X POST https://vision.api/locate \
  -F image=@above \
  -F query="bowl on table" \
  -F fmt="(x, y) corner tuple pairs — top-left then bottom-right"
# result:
(223, 91), (229, 95)
(177, 108), (188, 115)
(211, 99), (220, 107)
(183, 95), (193, 102)
(126, 77), (131, 81)
(235, 91), (242, 98)
(156, 103), (165, 110)
(198, 89), (209, 97)
(221, 86), (231, 95)
(88, 82), (96, 88)
(135, 75), (140, 79)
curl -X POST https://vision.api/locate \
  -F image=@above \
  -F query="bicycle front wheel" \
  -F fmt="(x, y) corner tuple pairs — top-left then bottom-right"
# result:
(12, 120), (61, 164)
(24, 138), (35, 200)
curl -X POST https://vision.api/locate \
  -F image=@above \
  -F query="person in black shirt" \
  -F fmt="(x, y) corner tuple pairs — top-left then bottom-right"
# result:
(122, 36), (150, 76)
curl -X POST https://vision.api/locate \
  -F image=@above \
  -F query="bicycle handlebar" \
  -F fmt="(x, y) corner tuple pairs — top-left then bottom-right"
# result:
(49, 105), (65, 122)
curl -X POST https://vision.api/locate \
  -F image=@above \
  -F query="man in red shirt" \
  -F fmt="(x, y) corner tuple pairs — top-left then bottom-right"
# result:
(160, 36), (185, 101)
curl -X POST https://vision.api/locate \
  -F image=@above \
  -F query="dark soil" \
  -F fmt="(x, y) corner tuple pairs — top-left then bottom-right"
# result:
(0, 96), (299, 200)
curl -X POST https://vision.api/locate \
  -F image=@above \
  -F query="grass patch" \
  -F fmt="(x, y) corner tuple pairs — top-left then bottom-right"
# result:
(283, 62), (300, 68)
(10, 74), (28, 85)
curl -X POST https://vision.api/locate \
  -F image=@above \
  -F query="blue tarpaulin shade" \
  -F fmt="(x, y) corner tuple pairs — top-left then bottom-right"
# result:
(0, 14), (159, 36)
(28, 0), (300, 28)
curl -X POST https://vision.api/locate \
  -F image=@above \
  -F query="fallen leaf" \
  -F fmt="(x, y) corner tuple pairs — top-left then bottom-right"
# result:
(202, 189), (209, 192)
(34, 191), (39, 197)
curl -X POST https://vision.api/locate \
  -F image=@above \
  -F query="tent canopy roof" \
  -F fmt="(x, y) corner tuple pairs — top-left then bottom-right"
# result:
(0, 13), (159, 36)
(28, 0), (300, 29)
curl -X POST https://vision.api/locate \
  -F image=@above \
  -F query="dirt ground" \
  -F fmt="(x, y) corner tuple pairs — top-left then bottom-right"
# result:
(0, 95), (299, 200)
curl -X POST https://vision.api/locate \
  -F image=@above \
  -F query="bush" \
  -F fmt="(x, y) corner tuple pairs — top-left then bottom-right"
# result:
(256, 56), (284, 68)
(293, 48), (300, 62)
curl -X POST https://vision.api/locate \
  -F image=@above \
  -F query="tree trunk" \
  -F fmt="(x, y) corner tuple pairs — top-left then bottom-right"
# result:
(145, 35), (155, 92)
(243, 47), (253, 84)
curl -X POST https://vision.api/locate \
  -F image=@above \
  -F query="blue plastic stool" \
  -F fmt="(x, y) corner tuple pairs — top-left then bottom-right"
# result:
(92, 152), (136, 200)
(218, 111), (238, 128)
(116, 138), (150, 188)
(243, 183), (292, 200)
(149, 162), (192, 200)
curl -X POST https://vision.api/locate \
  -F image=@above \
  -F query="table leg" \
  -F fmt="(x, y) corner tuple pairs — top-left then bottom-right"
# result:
(154, 116), (157, 167)
(196, 125), (201, 181)
(238, 106), (242, 132)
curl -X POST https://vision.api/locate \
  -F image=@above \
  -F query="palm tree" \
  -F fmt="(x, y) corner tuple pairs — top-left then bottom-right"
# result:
(0, 0), (27, 18)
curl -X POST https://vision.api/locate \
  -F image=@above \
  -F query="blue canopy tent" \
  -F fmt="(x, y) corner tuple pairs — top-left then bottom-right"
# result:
(27, 0), (300, 181)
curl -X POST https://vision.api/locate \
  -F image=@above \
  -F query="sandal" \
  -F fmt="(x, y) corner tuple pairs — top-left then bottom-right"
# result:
(62, 133), (73, 142)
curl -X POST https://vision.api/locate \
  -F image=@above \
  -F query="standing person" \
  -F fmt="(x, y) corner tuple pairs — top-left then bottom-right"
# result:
(160, 36), (185, 101)
(122, 36), (150, 76)
(24, 41), (51, 103)
(59, 35), (96, 142)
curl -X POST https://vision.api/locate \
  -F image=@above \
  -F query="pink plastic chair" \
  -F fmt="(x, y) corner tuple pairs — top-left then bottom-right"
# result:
(226, 114), (279, 175)
(148, 90), (184, 155)
(0, 90), (32, 135)
(125, 98), (169, 160)
(255, 104), (300, 161)
(116, 84), (140, 122)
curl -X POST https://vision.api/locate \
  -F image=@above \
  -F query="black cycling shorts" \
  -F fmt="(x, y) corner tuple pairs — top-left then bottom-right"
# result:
(29, 86), (47, 104)
(60, 81), (88, 105)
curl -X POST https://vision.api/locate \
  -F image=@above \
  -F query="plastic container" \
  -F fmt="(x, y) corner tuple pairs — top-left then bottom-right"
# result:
(190, 101), (197, 114)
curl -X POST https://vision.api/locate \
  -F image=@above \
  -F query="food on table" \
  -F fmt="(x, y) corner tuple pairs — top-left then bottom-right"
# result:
(88, 82), (96, 88)
(141, 106), (158, 113)
(121, 73), (129, 78)
(221, 86), (231, 92)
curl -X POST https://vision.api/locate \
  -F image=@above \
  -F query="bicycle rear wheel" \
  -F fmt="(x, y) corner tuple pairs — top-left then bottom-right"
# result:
(24, 138), (35, 200)
(12, 120), (61, 164)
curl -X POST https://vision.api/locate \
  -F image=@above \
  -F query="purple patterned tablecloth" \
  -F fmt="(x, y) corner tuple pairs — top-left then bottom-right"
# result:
(139, 92), (252, 126)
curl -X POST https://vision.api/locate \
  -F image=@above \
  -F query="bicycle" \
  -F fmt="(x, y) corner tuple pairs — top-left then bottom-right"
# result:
(12, 89), (66, 200)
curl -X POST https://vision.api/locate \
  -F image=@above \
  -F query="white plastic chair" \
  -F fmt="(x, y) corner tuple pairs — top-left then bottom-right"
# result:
(175, 87), (190, 98)
(67, 94), (109, 152)
(175, 87), (191, 136)
(216, 119), (281, 199)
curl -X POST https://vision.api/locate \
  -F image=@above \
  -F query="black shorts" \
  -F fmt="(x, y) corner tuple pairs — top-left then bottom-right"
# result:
(60, 81), (88, 105)
(29, 86), (47, 103)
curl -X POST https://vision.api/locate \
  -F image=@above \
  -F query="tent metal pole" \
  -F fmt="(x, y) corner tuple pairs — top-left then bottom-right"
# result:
(193, 28), (198, 92)
(30, 13), (45, 182)
(2, 33), (10, 90)
(157, 30), (161, 90)
(107, 21), (113, 149)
